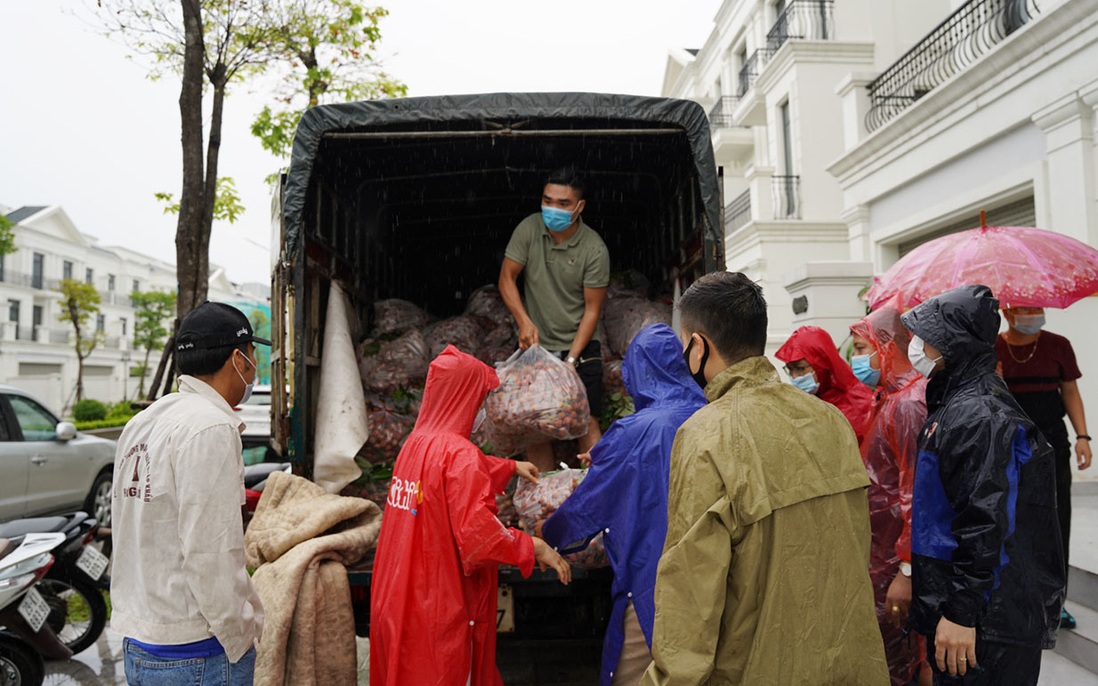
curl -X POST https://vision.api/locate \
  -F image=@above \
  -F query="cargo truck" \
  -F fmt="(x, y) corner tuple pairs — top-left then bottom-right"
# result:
(269, 92), (724, 654)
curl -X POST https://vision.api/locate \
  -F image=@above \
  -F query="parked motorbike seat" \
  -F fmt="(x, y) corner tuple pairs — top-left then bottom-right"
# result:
(0, 517), (69, 538)
(244, 462), (290, 489)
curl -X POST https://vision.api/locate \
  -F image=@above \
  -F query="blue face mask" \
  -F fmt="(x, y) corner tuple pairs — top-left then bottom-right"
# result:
(851, 352), (881, 388)
(541, 205), (577, 232)
(1012, 313), (1045, 335)
(790, 373), (819, 395)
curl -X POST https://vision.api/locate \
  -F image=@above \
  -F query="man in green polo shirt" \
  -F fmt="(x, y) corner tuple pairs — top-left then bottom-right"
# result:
(498, 167), (610, 472)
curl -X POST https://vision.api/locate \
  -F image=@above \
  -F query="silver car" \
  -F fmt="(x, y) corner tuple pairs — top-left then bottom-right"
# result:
(235, 384), (271, 450)
(0, 384), (114, 526)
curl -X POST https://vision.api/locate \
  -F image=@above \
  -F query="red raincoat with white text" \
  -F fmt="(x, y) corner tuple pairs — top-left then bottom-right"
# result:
(776, 326), (874, 443)
(370, 346), (535, 686)
(851, 306), (927, 686)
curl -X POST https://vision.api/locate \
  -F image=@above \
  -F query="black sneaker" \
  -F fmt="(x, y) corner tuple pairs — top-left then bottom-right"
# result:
(1060, 609), (1077, 630)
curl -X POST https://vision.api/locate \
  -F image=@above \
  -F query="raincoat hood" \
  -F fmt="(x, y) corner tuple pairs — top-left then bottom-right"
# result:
(622, 324), (707, 412)
(775, 326), (874, 441)
(414, 345), (499, 436)
(900, 285), (1000, 400)
(851, 302), (918, 392)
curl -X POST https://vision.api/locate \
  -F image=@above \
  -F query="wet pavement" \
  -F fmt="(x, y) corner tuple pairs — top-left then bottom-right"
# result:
(43, 626), (125, 685)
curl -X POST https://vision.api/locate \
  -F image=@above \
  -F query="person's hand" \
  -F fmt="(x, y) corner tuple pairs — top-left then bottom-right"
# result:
(533, 519), (544, 539)
(577, 452), (592, 468)
(518, 320), (539, 350)
(934, 616), (977, 676)
(514, 461), (540, 484)
(885, 571), (912, 629)
(1076, 438), (1092, 470)
(532, 537), (571, 585)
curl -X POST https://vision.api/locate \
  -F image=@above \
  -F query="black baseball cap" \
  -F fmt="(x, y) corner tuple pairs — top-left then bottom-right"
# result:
(176, 301), (272, 352)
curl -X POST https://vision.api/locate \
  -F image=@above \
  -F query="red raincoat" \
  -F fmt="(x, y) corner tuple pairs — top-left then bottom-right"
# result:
(851, 306), (927, 686)
(775, 326), (874, 443)
(370, 346), (535, 686)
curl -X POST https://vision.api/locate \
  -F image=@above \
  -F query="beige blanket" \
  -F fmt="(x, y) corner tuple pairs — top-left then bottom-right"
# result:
(245, 471), (382, 686)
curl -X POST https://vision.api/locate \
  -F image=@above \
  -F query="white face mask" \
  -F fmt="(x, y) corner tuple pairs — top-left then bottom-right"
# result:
(235, 351), (256, 404)
(908, 336), (942, 378)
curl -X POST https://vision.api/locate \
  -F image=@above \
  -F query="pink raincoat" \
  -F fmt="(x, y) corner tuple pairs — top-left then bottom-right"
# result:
(776, 326), (874, 443)
(851, 306), (927, 686)
(370, 346), (535, 686)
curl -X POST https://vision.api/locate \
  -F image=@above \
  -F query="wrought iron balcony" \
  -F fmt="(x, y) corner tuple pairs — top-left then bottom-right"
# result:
(724, 190), (752, 232)
(772, 175), (801, 220)
(707, 97), (741, 129)
(866, 0), (1040, 131)
(767, 0), (835, 52)
(737, 49), (775, 97)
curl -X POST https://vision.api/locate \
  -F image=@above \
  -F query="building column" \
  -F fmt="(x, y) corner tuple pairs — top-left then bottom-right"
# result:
(841, 204), (873, 263)
(1032, 94), (1097, 246)
(746, 164), (775, 222)
(835, 73), (876, 152)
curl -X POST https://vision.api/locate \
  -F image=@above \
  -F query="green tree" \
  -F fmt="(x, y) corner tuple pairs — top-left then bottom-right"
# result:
(91, 0), (404, 323)
(0, 214), (15, 257)
(131, 289), (177, 399)
(246, 306), (272, 383)
(58, 279), (104, 403)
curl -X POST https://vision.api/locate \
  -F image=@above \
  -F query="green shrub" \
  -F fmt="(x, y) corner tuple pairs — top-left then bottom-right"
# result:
(74, 416), (133, 431)
(106, 401), (137, 419)
(73, 399), (108, 422)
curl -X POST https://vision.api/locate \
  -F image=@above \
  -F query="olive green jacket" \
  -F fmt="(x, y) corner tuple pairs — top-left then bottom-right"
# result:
(642, 357), (889, 685)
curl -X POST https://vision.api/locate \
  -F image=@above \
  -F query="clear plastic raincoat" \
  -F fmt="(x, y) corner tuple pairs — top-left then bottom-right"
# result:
(775, 325), (874, 443)
(851, 305), (927, 685)
(541, 324), (706, 685)
(369, 346), (535, 686)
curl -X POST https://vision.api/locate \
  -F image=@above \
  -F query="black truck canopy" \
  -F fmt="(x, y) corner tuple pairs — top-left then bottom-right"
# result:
(281, 92), (723, 317)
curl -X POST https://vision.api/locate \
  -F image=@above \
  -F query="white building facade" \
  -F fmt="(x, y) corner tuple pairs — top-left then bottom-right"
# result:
(665, 0), (1098, 446)
(1, 205), (267, 414)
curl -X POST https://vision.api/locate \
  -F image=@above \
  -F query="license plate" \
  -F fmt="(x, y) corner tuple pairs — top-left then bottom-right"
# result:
(76, 545), (110, 581)
(496, 584), (514, 633)
(18, 587), (49, 634)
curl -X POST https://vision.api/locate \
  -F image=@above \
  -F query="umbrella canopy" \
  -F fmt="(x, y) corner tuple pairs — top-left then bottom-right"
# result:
(867, 222), (1098, 310)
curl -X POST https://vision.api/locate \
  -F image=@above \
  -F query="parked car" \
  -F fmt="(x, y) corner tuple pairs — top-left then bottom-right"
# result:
(235, 384), (271, 449)
(0, 385), (115, 526)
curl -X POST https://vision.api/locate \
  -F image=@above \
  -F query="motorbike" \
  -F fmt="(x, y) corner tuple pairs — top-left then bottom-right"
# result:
(0, 532), (71, 686)
(0, 513), (109, 656)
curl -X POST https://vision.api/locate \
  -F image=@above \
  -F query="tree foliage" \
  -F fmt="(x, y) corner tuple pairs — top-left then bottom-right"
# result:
(131, 289), (177, 399)
(155, 176), (245, 223)
(57, 279), (104, 403)
(0, 214), (14, 257)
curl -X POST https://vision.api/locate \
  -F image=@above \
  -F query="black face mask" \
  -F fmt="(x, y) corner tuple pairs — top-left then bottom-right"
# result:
(683, 336), (710, 389)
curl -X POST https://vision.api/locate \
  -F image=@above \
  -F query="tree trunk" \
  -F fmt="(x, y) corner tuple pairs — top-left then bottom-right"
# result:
(138, 345), (153, 399)
(176, 0), (207, 323)
(76, 353), (85, 403)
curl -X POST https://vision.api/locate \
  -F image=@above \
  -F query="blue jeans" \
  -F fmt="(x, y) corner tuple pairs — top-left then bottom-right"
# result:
(124, 639), (255, 686)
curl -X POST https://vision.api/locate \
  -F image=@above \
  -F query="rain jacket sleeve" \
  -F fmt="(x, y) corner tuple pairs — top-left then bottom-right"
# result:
(931, 418), (1022, 627)
(890, 396), (923, 561)
(483, 454), (518, 494)
(647, 443), (733, 685)
(445, 446), (535, 578)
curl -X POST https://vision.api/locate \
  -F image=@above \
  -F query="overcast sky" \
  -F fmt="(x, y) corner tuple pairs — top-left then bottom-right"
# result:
(0, 1), (718, 286)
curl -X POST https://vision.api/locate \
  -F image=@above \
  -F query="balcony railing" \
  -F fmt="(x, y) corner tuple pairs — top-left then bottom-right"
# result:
(772, 175), (801, 219)
(724, 190), (752, 232)
(49, 328), (71, 344)
(707, 97), (741, 129)
(767, 0), (835, 52)
(866, 0), (1040, 131)
(737, 48), (775, 97)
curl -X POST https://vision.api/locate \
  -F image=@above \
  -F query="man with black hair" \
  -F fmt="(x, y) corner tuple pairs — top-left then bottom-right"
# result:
(641, 271), (887, 685)
(499, 167), (610, 471)
(112, 301), (268, 685)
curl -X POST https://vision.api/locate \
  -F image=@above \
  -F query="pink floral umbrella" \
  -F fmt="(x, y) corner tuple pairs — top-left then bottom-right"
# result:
(867, 216), (1098, 310)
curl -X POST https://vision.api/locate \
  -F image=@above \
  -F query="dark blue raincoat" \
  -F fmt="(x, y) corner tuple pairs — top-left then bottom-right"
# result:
(901, 285), (1064, 651)
(541, 324), (705, 685)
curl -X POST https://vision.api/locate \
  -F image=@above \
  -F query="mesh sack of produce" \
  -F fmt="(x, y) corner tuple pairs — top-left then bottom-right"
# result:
(340, 478), (392, 510)
(359, 408), (416, 464)
(602, 297), (672, 357)
(495, 475), (520, 529)
(464, 284), (514, 329)
(475, 325), (518, 365)
(606, 269), (651, 299)
(372, 298), (434, 335)
(358, 329), (431, 393)
(513, 469), (609, 568)
(422, 315), (484, 359)
(481, 346), (591, 455)
(602, 359), (627, 399)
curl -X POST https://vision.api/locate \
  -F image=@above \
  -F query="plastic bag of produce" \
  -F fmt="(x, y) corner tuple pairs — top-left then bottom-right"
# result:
(513, 468), (609, 568)
(422, 315), (483, 359)
(465, 285), (514, 329)
(481, 346), (590, 455)
(358, 329), (431, 393)
(372, 298), (434, 335)
(602, 297), (672, 357)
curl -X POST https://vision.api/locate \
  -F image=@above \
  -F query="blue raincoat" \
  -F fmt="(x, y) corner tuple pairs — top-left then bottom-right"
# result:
(541, 324), (705, 685)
